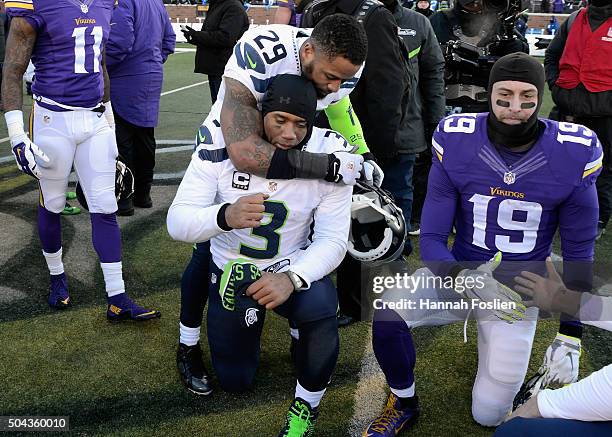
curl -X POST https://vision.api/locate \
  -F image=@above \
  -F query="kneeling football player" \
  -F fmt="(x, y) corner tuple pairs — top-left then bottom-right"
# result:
(167, 74), (353, 436)
(363, 52), (601, 436)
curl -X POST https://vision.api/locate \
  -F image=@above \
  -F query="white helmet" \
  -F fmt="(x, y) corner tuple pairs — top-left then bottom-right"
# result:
(348, 181), (407, 265)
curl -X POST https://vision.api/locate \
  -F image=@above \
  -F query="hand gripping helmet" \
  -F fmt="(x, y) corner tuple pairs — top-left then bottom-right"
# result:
(348, 181), (406, 265)
(75, 157), (134, 211)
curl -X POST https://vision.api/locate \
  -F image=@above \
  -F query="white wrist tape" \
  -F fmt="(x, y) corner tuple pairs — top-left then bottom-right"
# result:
(5, 110), (26, 139)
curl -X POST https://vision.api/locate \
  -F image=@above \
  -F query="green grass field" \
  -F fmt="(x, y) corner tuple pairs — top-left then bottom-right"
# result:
(0, 49), (611, 436)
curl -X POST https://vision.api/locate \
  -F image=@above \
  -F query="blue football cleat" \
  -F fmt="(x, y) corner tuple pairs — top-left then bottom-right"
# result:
(106, 293), (160, 322)
(48, 273), (70, 309)
(363, 393), (420, 437)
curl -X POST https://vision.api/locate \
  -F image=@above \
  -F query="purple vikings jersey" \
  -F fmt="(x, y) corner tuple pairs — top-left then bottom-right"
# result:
(6, 0), (115, 108)
(421, 113), (602, 281)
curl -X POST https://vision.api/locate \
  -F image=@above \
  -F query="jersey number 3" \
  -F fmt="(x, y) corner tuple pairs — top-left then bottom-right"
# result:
(72, 26), (103, 74)
(239, 201), (289, 259)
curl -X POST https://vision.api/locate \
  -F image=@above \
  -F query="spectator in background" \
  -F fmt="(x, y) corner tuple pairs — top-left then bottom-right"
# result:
(516, 13), (528, 37)
(544, 0), (612, 239)
(553, 0), (565, 13)
(415, 0), (434, 16)
(547, 15), (560, 34)
(273, 0), (302, 26)
(106, 0), (176, 215)
(381, 0), (445, 249)
(181, 0), (249, 104)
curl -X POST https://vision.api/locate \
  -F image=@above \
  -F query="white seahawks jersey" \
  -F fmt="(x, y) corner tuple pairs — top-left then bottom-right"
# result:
(203, 25), (363, 145)
(168, 127), (353, 287)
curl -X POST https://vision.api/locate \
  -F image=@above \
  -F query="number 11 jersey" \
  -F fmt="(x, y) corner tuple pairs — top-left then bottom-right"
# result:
(6, 0), (114, 108)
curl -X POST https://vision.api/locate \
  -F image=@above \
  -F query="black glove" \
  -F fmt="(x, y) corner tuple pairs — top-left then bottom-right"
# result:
(181, 26), (196, 44)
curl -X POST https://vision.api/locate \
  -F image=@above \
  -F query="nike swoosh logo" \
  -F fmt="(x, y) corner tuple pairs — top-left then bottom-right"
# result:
(198, 130), (206, 143)
(246, 52), (257, 69)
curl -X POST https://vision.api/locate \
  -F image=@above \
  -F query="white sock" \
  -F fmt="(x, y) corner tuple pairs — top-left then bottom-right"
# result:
(179, 323), (201, 346)
(390, 382), (415, 399)
(295, 381), (325, 408)
(100, 261), (125, 297)
(43, 248), (64, 275)
(290, 327), (299, 340)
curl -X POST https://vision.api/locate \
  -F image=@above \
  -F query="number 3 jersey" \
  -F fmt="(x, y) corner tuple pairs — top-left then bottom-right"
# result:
(421, 113), (603, 273)
(167, 127), (353, 288)
(6, 0), (114, 108)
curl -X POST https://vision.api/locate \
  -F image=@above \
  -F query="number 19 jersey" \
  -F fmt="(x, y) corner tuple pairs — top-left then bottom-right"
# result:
(6, 0), (114, 108)
(422, 113), (603, 266)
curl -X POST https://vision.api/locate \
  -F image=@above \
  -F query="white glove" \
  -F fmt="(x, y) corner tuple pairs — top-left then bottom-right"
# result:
(361, 159), (384, 187)
(5, 110), (49, 179)
(104, 101), (115, 130)
(455, 251), (527, 323)
(540, 332), (581, 387)
(326, 151), (364, 186)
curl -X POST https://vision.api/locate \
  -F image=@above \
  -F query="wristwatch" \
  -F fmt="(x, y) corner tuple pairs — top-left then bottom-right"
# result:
(284, 270), (305, 291)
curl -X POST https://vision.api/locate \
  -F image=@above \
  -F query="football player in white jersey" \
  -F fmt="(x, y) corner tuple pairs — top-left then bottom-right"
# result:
(175, 14), (374, 397)
(168, 74), (353, 436)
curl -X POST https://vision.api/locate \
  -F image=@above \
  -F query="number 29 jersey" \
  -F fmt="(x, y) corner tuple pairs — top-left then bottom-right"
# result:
(6, 0), (114, 108)
(422, 113), (603, 266)
(204, 25), (363, 145)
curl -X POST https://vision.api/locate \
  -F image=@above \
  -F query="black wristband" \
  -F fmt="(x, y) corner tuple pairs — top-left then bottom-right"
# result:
(288, 149), (329, 180)
(267, 148), (297, 179)
(361, 152), (376, 162)
(216, 203), (233, 231)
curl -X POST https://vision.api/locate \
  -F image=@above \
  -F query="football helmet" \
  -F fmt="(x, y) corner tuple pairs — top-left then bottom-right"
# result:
(75, 157), (134, 211)
(348, 181), (406, 265)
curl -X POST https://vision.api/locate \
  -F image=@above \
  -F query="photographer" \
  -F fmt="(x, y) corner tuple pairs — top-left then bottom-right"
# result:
(430, 0), (529, 113)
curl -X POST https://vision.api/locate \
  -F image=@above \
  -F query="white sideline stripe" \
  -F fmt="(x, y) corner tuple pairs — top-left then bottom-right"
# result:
(157, 139), (194, 145)
(156, 145), (192, 154)
(161, 81), (208, 97)
(348, 329), (387, 436)
(0, 80), (207, 146)
(0, 143), (193, 164)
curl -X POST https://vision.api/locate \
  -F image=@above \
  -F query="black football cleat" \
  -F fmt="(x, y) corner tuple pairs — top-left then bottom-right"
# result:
(177, 342), (213, 396)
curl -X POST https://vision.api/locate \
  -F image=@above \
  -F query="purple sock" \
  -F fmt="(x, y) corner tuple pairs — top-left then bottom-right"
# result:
(372, 309), (417, 391)
(90, 213), (122, 263)
(38, 205), (62, 253)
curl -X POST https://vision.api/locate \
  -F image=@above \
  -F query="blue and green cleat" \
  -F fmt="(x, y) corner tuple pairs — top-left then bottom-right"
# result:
(277, 398), (318, 437)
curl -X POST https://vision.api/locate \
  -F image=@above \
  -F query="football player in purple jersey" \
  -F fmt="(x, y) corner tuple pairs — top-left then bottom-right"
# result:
(363, 52), (602, 436)
(2, 0), (160, 321)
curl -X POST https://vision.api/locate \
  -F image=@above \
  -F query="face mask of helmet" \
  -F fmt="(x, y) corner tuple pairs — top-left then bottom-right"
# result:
(348, 182), (407, 265)
(75, 158), (134, 211)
